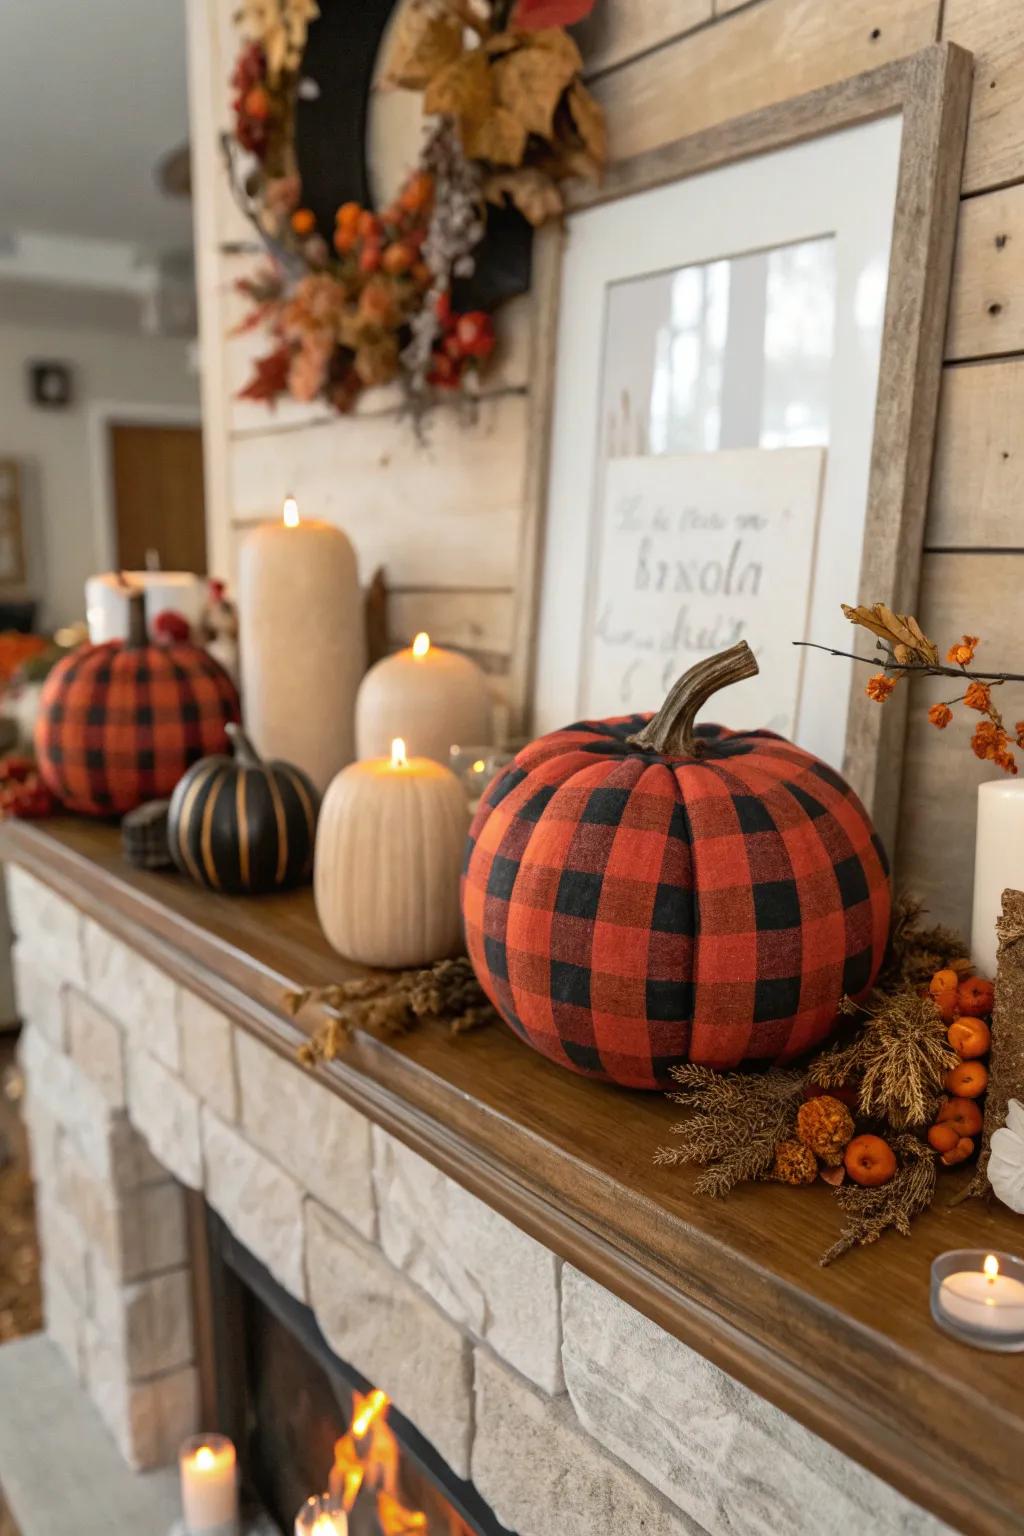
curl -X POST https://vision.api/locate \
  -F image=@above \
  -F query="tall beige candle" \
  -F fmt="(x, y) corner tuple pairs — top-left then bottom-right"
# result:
(355, 631), (491, 765)
(238, 499), (365, 793)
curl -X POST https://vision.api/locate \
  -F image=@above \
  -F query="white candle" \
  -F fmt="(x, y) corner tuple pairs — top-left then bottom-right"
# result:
(238, 499), (366, 793)
(178, 1435), (238, 1534)
(356, 631), (491, 765)
(85, 571), (208, 643)
(937, 1254), (1024, 1337)
(971, 779), (1024, 978)
(294, 1494), (349, 1535)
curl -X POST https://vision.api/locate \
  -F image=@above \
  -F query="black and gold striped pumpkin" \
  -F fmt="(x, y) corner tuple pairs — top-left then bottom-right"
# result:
(167, 724), (319, 894)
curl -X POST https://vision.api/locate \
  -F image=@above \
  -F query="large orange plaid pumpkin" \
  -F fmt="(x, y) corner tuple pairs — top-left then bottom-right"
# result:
(462, 644), (890, 1089)
(35, 626), (240, 818)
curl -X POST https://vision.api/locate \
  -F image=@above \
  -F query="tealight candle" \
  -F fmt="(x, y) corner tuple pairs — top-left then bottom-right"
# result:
(356, 631), (492, 765)
(294, 1493), (349, 1535)
(971, 778), (1024, 978)
(178, 1434), (238, 1534)
(931, 1250), (1024, 1351)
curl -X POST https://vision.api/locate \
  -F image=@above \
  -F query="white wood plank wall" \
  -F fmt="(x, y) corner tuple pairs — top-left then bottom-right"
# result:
(186, 0), (1024, 933)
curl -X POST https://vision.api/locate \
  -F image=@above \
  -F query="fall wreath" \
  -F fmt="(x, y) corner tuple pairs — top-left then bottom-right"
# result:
(227, 0), (606, 417)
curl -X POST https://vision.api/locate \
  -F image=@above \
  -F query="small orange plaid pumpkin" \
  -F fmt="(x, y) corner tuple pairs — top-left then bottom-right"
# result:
(35, 594), (240, 817)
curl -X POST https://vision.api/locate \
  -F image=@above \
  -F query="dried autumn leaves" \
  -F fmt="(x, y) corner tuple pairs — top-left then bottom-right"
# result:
(385, 0), (606, 226)
(838, 603), (1024, 774)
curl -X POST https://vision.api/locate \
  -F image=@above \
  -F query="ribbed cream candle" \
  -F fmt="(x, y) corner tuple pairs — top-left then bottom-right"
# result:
(238, 500), (365, 793)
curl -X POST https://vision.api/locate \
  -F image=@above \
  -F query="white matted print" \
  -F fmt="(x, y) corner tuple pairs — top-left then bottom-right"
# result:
(534, 113), (903, 773)
(585, 447), (825, 736)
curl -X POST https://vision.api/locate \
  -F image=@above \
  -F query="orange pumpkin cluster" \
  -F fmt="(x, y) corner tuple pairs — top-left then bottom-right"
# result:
(925, 968), (994, 1166)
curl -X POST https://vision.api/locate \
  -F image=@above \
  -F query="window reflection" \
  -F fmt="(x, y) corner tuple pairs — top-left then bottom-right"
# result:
(603, 236), (836, 459)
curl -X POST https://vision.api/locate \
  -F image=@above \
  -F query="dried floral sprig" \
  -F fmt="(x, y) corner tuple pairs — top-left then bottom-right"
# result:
(796, 602), (1024, 773)
(289, 957), (499, 1068)
(809, 992), (958, 1130)
(654, 1065), (804, 1197)
(819, 1134), (937, 1266)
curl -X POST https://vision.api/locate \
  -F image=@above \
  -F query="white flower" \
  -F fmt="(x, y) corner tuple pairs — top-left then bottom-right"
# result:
(989, 1098), (1024, 1216)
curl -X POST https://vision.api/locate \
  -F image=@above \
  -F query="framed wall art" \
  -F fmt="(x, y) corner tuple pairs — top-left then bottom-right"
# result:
(0, 460), (27, 585)
(515, 44), (972, 856)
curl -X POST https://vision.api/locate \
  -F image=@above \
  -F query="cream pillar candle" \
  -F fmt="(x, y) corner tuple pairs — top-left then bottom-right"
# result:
(971, 779), (1024, 979)
(178, 1435), (238, 1534)
(238, 499), (366, 793)
(356, 631), (491, 765)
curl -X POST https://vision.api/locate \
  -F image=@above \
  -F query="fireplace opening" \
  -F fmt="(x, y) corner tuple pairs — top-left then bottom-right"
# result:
(194, 1204), (513, 1536)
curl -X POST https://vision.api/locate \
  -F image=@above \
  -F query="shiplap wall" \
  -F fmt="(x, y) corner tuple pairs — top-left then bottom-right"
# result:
(185, 0), (1024, 935)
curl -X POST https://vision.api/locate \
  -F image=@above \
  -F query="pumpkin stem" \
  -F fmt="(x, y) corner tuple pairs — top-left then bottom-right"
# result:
(627, 641), (760, 757)
(125, 590), (148, 648)
(226, 721), (264, 767)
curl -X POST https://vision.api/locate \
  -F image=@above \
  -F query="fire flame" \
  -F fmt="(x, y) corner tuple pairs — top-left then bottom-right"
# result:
(283, 496), (300, 528)
(412, 631), (430, 658)
(194, 1445), (215, 1470)
(329, 1389), (428, 1536)
(352, 1388), (389, 1439)
(390, 738), (409, 770)
(984, 1253), (1000, 1281)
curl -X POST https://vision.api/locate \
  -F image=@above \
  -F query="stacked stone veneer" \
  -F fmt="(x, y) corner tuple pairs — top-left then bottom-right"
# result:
(9, 863), (954, 1536)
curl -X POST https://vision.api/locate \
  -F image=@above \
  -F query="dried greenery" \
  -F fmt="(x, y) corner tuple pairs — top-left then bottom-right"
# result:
(652, 894), (976, 1261)
(819, 1135), (937, 1267)
(654, 1065), (804, 1197)
(288, 957), (498, 1068)
(808, 991), (958, 1130)
(876, 893), (971, 991)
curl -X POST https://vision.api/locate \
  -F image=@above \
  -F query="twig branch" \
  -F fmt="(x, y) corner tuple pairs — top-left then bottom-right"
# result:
(792, 641), (1024, 685)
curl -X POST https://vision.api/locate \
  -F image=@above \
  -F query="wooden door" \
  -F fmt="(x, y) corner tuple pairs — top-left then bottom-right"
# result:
(111, 422), (207, 573)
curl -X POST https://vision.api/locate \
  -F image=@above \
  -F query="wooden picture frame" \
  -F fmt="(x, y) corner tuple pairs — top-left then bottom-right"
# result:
(512, 44), (972, 859)
(0, 459), (27, 586)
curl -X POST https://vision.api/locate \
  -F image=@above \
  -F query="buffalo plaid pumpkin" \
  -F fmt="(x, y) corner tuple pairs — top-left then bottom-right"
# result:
(34, 606), (240, 817)
(462, 643), (890, 1089)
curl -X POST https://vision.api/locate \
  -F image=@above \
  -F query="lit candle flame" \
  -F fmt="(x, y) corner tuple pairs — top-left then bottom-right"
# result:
(390, 738), (408, 769)
(984, 1253), (1000, 1282)
(411, 631), (430, 658)
(194, 1446), (215, 1470)
(283, 496), (300, 528)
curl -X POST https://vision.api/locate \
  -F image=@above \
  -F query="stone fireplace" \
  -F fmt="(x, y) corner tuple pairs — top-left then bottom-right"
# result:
(8, 860), (953, 1536)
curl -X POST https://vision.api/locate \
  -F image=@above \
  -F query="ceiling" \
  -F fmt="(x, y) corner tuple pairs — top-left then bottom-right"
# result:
(0, 0), (193, 256)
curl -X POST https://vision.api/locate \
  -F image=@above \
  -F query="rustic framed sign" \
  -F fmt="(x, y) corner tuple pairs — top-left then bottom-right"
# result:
(513, 44), (971, 858)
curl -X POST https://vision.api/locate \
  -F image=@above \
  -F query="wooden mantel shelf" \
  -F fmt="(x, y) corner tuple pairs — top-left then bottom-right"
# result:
(4, 820), (1022, 1534)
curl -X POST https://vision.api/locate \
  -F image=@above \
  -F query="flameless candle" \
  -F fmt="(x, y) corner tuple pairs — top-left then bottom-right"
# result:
(294, 1493), (349, 1535)
(356, 631), (492, 766)
(931, 1250), (1024, 1351)
(971, 779), (1024, 979)
(178, 1434), (238, 1534)
(238, 498), (366, 793)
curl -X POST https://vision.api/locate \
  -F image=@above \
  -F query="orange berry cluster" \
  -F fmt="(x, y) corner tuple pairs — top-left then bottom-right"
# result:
(925, 968), (994, 1165)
